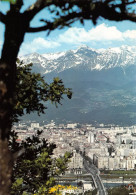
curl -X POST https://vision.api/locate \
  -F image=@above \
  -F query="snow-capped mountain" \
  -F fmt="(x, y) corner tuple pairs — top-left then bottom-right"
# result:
(20, 45), (136, 125)
(20, 45), (136, 74)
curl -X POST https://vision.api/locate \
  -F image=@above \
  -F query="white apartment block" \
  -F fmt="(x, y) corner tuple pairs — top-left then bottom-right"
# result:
(30, 122), (39, 128)
(68, 150), (83, 174)
(94, 155), (136, 170)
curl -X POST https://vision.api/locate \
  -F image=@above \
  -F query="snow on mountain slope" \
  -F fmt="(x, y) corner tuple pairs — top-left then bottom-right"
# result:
(20, 45), (136, 74)
(42, 51), (66, 60)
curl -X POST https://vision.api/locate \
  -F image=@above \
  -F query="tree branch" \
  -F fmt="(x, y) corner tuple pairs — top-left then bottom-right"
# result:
(24, 0), (82, 21)
(27, 1), (136, 33)
(10, 0), (24, 12)
(110, 0), (136, 11)
(26, 11), (82, 33)
(0, 12), (6, 24)
(25, 0), (136, 33)
(24, 0), (52, 21)
(27, 25), (50, 33)
(99, 3), (136, 22)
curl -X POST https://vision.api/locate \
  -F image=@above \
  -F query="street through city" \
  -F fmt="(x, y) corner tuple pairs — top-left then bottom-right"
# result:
(84, 159), (107, 195)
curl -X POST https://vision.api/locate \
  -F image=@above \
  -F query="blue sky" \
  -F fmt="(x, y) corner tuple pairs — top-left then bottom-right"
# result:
(1, 1), (136, 56)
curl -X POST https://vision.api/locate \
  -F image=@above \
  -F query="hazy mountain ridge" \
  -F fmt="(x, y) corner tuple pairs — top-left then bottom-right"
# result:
(20, 45), (136, 125)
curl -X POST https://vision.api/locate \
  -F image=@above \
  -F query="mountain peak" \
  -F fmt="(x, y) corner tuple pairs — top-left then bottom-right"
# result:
(42, 51), (66, 60)
(77, 44), (90, 49)
(20, 45), (136, 74)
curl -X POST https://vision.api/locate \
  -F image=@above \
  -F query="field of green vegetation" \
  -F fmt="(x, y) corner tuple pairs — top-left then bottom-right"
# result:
(100, 170), (136, 179)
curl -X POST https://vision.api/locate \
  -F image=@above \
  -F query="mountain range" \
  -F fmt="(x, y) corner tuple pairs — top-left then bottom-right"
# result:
(20, 45), (136, 125)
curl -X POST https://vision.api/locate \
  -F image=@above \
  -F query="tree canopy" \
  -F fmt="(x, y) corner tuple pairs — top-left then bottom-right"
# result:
(107, 186), (129, 195)
(14, 60), (72, 122)
(1, 0), (136, 29)
(7, 60), (72, 194)
(9, 130), (72, 194)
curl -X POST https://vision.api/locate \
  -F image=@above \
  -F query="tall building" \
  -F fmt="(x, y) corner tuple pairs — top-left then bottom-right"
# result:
(31, 122), (39, 129)
(88, 132), (94, 143)
(68, 150), (83, 174)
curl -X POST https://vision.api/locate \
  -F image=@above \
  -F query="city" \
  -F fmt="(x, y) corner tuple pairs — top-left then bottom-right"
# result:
(12, 121), (136, 194)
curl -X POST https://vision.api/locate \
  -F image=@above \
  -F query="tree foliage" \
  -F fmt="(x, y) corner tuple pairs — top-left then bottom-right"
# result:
(9, 60), (72, 194)
(78, 189), (97, 195)
(0, 0), (16, 3)
(107, 186), (129, 195)
(108, 146), (115, 156)
(13, 60), (72, 122)
(0, 59), (72, 194)
(9, 130), (72, 194)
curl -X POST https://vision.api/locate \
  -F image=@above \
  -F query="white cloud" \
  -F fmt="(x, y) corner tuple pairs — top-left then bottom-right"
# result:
(88, 24), (123, 41)
(58, 24), (124, 44)
(58, 27), (88, 44)
(58, 23), (136, 46)
(19, 37), (60, 55)
(123, 30), (136, 39)
(32, 37), (60, 48)
(19, 23), (136, 55)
